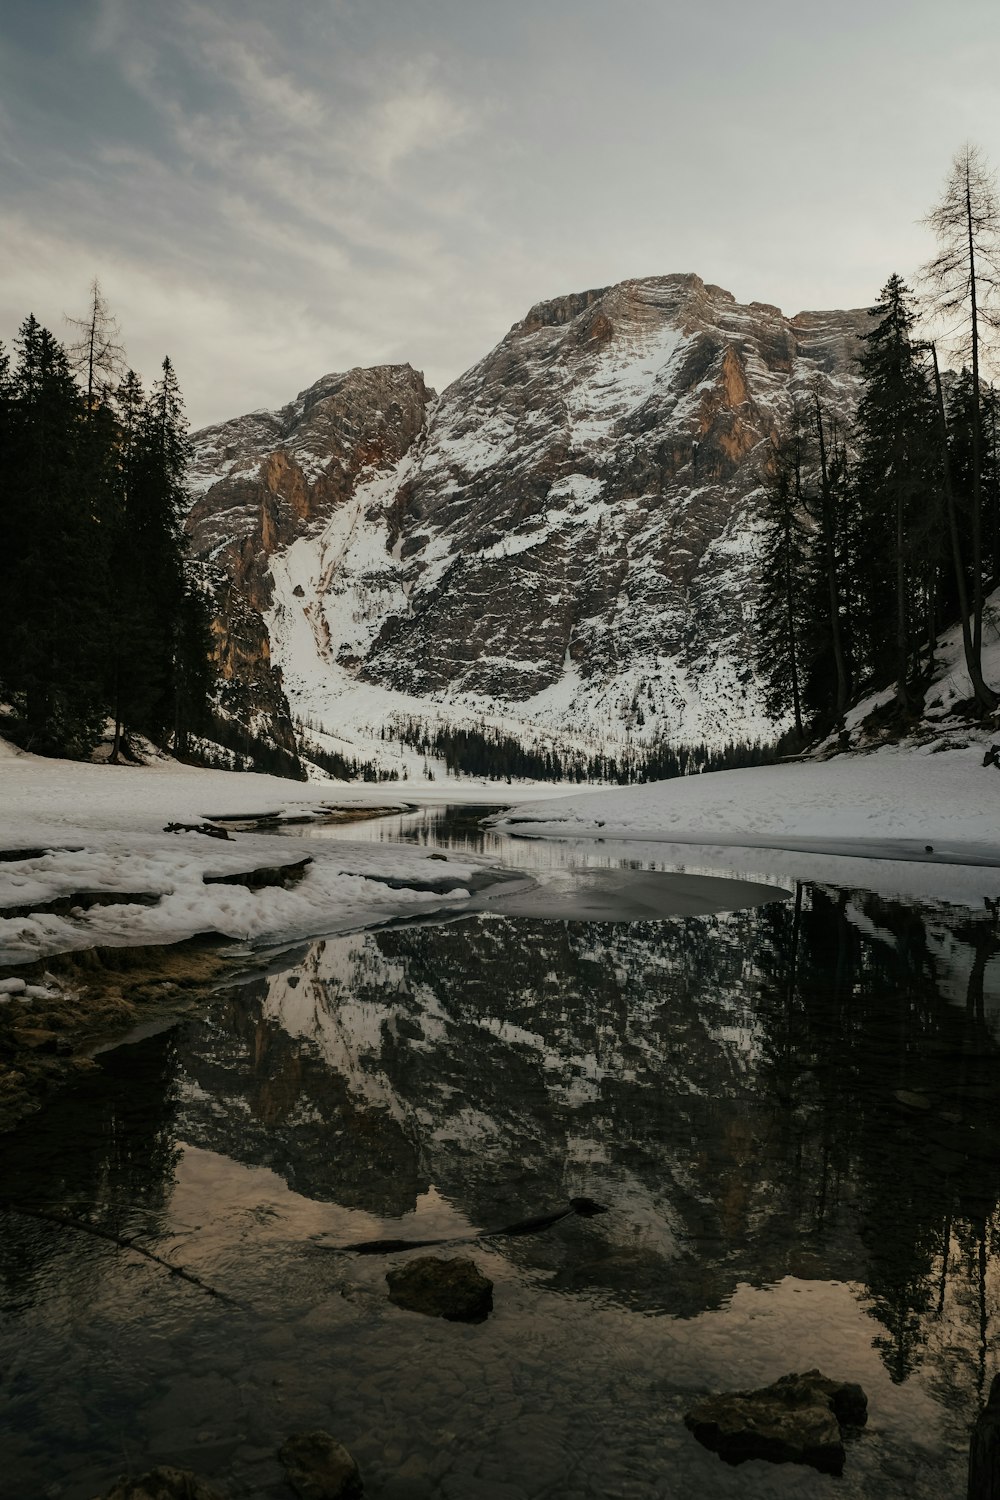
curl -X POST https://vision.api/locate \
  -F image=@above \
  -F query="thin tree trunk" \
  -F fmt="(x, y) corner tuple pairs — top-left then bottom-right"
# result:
(0, 1199), (236, 1303)
(967, 172), (986, 661)
(814, 395), (850, 722)
(990, 390), (1000, 584)
(931, 345), (996, 708)
(896, 487), (910, 712)
(109, 653), (122, 764)
(783, 517), (803, 738)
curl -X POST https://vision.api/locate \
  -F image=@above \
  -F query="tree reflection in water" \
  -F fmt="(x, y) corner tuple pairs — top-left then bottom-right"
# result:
(1, 871), (1000, 1495)
(168, 880), (1000, 1404)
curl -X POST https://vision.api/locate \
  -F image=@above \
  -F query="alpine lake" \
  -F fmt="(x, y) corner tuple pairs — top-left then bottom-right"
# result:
(2, 803), (1000, 1500)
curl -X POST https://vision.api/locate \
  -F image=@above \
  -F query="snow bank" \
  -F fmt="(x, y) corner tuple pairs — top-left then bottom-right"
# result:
(495, 739), (1000, 866)
(0, 747), (527, 966)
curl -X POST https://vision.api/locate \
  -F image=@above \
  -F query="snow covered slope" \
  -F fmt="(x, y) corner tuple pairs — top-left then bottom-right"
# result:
(187, 275), (871, 767)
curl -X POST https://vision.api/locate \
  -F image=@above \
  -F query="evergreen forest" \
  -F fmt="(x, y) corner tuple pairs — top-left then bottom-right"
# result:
(0, 290), (213, 761)
(756, 146), (1000, 739)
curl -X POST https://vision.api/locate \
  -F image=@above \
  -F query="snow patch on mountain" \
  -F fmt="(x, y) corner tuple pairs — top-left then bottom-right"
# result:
(186, 275), (873, 770)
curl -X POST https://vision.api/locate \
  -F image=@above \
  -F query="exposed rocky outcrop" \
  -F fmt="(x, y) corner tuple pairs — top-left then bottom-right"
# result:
(188, 364), (433, 614)
(187, 277), (871, 762)
(197, 564), (298, 752)
(684, 1369), (868, 1474)
(279, 1431), (364, 1500)
(186, 366), (433, 763)
(101, 1465), (226, 1499)
(385, 1255), (494, 1322)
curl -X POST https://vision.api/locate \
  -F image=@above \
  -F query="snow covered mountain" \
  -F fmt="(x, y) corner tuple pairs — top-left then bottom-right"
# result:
(186, 274), (871, 768)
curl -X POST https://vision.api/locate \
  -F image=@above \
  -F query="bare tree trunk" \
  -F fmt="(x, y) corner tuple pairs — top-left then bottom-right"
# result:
(896, 487), (910, 713)
(783, 519), (803, 738)
(932, 345), (996, 709)
(814, 395), (850, 722)
(967, 170), (986, 661)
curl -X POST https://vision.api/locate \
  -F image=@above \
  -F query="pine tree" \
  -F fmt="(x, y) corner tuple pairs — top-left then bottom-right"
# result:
(921, 144), (1000, 708)
(66, 278), (125, 413)
(0, 318), (112, 754)
(755, 423), (812, 737)
(107, 357), (204, 751)
(811, 391), (852, 725)
(852, 275), (939, 713)
(105, 368), (148, 758)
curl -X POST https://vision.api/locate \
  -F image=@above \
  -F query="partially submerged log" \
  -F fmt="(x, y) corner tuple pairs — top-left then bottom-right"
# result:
(202, 856), (311, 890)
(0, 1199), (238, 1304)
(163, 822), (231, 841)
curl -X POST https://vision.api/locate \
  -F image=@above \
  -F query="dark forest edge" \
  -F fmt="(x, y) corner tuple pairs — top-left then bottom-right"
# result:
(0, 285), (302, 775)
(383, 717), (795, 785)
(758, 146), (1000, 738)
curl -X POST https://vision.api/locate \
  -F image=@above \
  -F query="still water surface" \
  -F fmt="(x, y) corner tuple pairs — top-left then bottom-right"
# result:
(2, 806), (1000, 1498)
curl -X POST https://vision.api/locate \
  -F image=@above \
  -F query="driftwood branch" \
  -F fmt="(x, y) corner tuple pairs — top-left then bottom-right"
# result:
(0, 1199), (239, 1305)
(337, 1196), (608, 1255)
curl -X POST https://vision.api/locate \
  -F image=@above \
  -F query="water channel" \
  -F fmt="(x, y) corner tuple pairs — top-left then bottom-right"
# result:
(2, 804), (1000, 1498)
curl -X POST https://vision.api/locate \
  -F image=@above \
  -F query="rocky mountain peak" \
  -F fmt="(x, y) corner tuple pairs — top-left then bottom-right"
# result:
(186, 276), (872, 768)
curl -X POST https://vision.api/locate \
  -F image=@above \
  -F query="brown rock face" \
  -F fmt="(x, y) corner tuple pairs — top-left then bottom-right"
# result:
(195, 563), (299, 763)
(187, 364), (433, 616)
(360, 275), (869, 739)
(186, 365), (432, 759)
(188, 278), (870, 756)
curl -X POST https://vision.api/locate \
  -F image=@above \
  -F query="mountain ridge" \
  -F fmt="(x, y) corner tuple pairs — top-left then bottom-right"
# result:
(185, 273), (872, 773)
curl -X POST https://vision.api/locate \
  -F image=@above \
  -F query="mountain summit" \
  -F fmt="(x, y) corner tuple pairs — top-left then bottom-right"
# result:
(186, 275), (870, 764)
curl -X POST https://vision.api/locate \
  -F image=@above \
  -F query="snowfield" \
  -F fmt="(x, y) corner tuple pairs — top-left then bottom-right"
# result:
(0, 747), (559, 967)
(495, 737), (1000, 866)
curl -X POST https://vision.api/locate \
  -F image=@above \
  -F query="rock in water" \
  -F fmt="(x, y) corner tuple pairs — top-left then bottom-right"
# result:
(386, 1255), (494, 1322)
(102, 1468), (226, 1500)
(969, 1372), (1000, 1500)
(279, 1431), (364, 1500)
(684, 1369), (868, 1475)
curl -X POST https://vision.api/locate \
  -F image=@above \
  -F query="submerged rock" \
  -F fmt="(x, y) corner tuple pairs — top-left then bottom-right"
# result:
(279, 1430), (364, 1500)
(386, 1255), (494, 1322)
(102, 1466), (226, 1499)
(969, 1372), (1000, 1500)
(684, 1368), (868, 1475)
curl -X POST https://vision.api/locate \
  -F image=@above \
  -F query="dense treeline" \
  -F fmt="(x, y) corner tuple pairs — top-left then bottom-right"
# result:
(757, 147), (1000, 735)
(0, 287), (213, 759)
(298, 732), (401, 783)
(387, 718), (787, 785)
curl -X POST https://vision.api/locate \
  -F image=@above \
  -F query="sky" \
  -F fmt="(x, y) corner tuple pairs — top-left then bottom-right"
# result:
(3, 0), (1000, 430)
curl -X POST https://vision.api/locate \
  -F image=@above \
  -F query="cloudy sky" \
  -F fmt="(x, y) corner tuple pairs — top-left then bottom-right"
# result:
(3, 0), (999, 428)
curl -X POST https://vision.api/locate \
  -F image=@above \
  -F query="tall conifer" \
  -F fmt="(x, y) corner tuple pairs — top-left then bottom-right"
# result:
(852, 275), (939, 712)
(2, 318), (110, 753)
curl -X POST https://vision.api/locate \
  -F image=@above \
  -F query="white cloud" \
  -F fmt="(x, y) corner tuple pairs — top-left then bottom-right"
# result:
(7, 0), (1000, 428)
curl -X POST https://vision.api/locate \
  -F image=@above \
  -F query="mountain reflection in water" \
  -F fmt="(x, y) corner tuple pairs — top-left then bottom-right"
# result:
(1, 819), (1000, 1499)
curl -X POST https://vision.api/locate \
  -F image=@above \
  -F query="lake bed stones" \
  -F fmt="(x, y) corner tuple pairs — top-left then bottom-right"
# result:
(102, 1468), (226, 1500)
(386, 1255), (494, 1322)
(684, 1368), (868, 1475)
(279, 1430), (364, 1500)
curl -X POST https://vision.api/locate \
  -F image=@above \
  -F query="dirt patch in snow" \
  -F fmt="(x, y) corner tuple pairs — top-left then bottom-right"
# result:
(0, 937), (241, 1135)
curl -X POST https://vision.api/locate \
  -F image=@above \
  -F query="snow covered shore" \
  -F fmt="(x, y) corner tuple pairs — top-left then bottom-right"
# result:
(0, 745), (554, 967)
(495, 739), (1000, 870)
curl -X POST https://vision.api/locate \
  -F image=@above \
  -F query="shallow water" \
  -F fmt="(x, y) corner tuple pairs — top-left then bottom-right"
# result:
(2, 806), (1000, 1498)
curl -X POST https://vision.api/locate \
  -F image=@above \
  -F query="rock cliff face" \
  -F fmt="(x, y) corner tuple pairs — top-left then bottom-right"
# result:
(186, 275), (871, 761)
